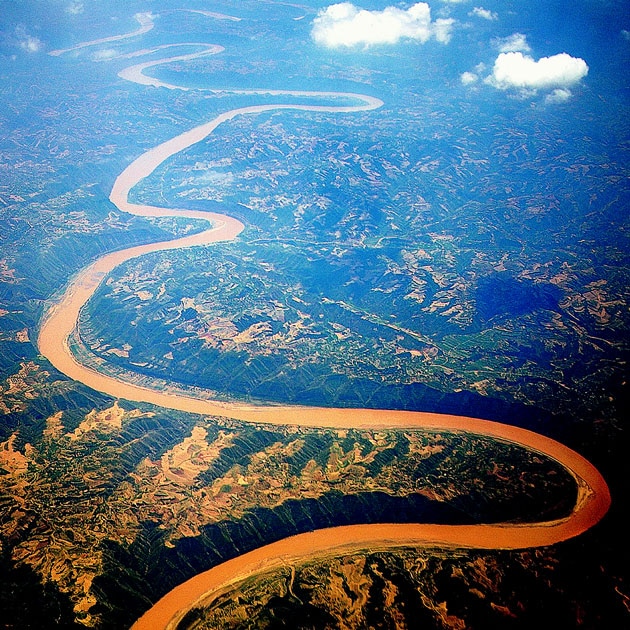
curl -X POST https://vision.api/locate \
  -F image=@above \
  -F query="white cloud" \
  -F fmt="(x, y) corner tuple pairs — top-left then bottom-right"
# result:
(622, 29), (630, 41)
(470, 7), (497, 21)
(91, 49), (119, 61)
(311, 2), (455, 48)
(66, 1), (84, 14)
(15, 26), (43, 53)
(432, 16), (455, 43)
(487, 51), (588, 91)
(460, 71), (478, 84)
(545, 88), (572, 104)
(494, 33), (530, 53)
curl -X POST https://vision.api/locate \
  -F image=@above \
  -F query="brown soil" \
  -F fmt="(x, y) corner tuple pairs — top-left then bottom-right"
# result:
(36, 77), (610, 630)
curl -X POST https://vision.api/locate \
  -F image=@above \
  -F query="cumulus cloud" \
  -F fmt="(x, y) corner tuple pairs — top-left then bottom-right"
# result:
(470, 7), (497, 21)
(494, 32), (530, 53)
(461, 31), (587, 102)
(622, 29), (630, 41)
(15, 26), (43, 53)
(460, 62), (485, 86)
(460, 71), (478, 84)
(487, 51), (588, 91)
(311, 2), (455, 48)
(545, 88), (572, 104)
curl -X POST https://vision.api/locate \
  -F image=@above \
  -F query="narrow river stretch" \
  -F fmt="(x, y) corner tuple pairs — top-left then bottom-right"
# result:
(42, 14), (611, 629)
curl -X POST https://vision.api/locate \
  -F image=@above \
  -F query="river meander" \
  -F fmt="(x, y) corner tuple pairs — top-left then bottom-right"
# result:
(41, 15), (611, 629)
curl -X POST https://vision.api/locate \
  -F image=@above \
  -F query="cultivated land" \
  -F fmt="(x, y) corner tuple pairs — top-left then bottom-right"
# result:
(2, 3), (627, 628)
(37, 35), (610, 629)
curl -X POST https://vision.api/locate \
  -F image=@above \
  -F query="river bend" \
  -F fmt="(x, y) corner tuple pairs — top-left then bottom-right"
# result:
(42, 16), (611, 629)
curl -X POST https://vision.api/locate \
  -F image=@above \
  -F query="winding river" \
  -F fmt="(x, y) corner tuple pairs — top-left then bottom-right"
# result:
(42, 12), (611, 629)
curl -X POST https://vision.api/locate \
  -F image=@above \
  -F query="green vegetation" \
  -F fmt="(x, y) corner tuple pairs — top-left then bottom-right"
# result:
(178, 546), (626, 630)
(0, 394), (575, 627)
(1, 2), (627, 628)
